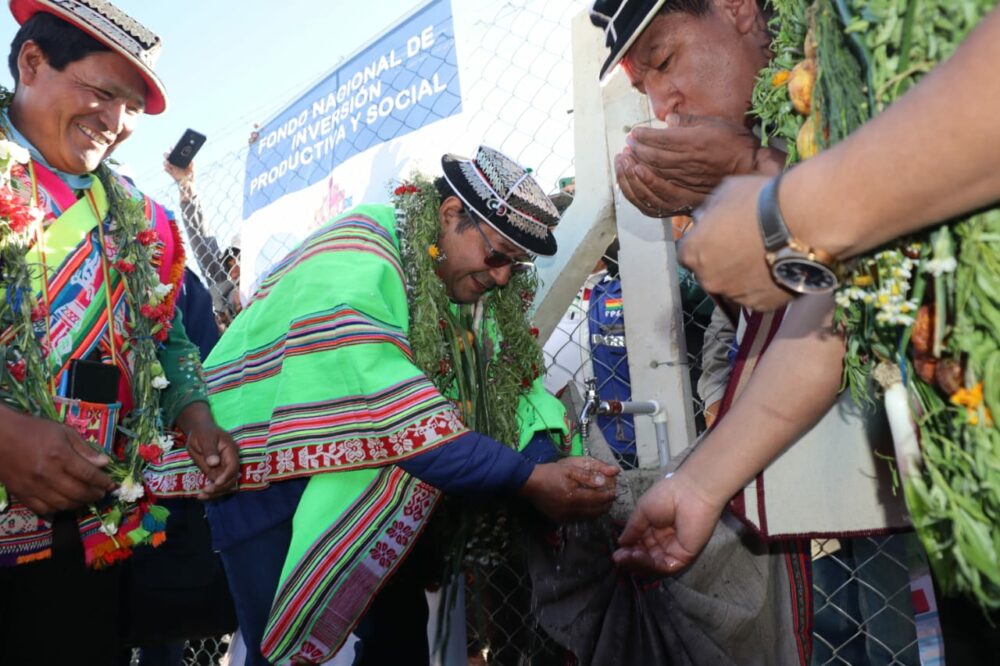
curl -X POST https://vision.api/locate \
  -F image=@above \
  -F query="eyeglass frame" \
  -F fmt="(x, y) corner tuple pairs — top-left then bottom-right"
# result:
(465, 209), (536, 273)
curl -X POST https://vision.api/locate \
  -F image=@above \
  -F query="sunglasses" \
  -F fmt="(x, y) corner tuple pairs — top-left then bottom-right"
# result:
(470, 215), (535, 273)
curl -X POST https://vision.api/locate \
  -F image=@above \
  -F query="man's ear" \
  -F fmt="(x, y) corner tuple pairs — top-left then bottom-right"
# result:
(713, 0), (762, 36)
(437, 195), (465, 232)
(16, 40), (47, 87)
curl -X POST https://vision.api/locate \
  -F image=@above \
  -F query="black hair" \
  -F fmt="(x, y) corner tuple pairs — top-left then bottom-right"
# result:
(8, 12), (110, 85)
(658, 0), (770, 19)
(221, 246), (241, 270)
(658, 0), (713, 16)
(433, 175), (475, 232)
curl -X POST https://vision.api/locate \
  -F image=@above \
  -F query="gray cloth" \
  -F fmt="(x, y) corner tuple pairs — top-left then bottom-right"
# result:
(524, 386), (803, 665)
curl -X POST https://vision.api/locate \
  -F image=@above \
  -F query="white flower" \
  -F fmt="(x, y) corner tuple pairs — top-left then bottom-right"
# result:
(924, 257), (957, 277)
(153, 282), (174, 299)
(0, 139), (30, 164)
(835, 291), (851, 309)
(99, 520), (118, 536)
(113, 477), (145, 502)
(151, 375), (170, 389)
(156, 433), (175, 452)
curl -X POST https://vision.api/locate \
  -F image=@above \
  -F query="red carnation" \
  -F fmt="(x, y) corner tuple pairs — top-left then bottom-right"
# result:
(153, 317), (172, 342)
(521, 377), (532, 388)
(115, 260), (136, 274)
(8, 210), (31, 234)
(529, 327), (539, 338)
(6, 359), (27, 382)
(136, 229), (158, 246)
(140, 303), (167, 320)
(137, 444), (163, 464)
(30, 302), (49, 322)
(394, 185), (407, 196)
(406, 185), (419, 193)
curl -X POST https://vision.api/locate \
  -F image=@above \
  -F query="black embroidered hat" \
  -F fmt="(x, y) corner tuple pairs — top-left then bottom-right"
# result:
(10, 0), (167, 114)
(441, 146), (560, 257)
(590, 0), (667, 81)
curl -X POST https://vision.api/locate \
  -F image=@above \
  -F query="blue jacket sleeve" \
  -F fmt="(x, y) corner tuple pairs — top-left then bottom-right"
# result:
(398, 431), (535, 496)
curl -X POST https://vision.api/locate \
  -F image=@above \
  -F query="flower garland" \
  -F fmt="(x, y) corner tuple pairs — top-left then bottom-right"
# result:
(0, 89), (175, 565)
(755, 0), (1000, 609)
(391, 173), (544, 570)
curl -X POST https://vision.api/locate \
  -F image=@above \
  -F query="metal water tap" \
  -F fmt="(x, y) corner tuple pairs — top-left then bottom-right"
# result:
(577, 377), (671, 465)
(579, 378), (600, 439)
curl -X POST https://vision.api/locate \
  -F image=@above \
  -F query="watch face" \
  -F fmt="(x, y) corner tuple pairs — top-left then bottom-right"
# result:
(772, 258), (839, 294)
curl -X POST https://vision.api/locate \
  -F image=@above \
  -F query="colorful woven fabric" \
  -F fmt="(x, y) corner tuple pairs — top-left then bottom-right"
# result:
(149, 203), (577, 663)
(0, 159), (188, 568)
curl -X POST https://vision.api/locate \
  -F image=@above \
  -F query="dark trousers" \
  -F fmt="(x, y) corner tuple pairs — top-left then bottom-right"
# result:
(221, 516), (430, 666)
(0, 513), (122, 666)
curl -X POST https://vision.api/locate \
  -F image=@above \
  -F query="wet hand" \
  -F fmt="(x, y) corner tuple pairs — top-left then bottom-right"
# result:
(520, 456), (620, 522)
(614, 114), (782, 218)
(612, 471), (723, 577)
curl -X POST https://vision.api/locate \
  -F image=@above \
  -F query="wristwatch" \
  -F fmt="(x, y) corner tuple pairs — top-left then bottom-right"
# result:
(757, 173), (841, 294)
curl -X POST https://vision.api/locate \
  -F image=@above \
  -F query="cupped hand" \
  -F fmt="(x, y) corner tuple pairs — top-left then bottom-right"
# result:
(614, 114), (783, 218)
(520, 456), (620, 522)
(612, 470), (724, 577)
(0, 410), (115, 515)
(679, 174), (796, 311)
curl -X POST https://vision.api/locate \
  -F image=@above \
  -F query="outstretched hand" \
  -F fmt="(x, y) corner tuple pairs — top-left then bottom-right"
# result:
(520, 456), (620, 522)
(612, 471), (724, 577)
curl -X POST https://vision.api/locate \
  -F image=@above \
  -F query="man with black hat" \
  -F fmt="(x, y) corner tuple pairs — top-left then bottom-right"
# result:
(592, 0), (783, 218)
(148, 145), (620, 665)
(0, 1), (237, 663)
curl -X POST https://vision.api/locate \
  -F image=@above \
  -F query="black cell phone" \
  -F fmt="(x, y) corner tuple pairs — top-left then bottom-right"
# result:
(65, 359), (120, 403)
(166, 129), (207, 168)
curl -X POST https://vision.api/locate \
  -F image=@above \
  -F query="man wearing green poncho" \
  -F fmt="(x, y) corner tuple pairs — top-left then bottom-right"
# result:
(148, 145), (619, 666)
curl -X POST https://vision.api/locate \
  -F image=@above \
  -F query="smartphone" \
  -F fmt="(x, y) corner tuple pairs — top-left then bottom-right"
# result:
(63, 359), (120, 403)
(166, 129), (207, 168)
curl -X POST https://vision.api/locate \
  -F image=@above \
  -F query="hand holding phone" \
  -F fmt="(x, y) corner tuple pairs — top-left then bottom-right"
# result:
(166, 129), (206, 169)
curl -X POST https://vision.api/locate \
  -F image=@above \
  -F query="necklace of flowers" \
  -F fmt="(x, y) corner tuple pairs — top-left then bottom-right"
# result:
(392, 174), (545, 569)
(754, 2), (1000, 608)
(0, 107), (174, 556)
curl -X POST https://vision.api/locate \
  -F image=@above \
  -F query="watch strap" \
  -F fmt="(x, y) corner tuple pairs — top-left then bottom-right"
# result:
(757, 173), (791, 253)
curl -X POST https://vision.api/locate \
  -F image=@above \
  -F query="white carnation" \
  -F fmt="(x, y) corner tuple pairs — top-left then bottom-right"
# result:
(113, 477), (145, 503)
(151, 375), (170, 390)
(156, 433), (176, 452)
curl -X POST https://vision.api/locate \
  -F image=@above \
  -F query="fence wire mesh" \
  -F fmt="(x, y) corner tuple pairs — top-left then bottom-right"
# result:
(136, 1), (925, 664)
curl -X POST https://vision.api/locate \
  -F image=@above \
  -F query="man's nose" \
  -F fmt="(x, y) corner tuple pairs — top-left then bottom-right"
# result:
(488, 264), (513, 287)
(98, 100), (128, 135)
(649, 87), (681, 122)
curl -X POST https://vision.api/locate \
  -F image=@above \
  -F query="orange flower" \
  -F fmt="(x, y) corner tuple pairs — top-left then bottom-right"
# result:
(771, 70), (790, 87)
(950, 383), (983, 409)
(427, 244), (440, 261)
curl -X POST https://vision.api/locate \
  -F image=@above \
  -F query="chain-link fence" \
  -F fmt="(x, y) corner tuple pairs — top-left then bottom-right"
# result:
(136, 1), (932, 664)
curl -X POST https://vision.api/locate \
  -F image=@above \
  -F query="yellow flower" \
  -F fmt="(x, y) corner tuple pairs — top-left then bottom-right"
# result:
(771, 70), (790, 87)
(950, 383), (983, 409)
(427, 244), (440, 261)
(852, 274), (874, 287)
